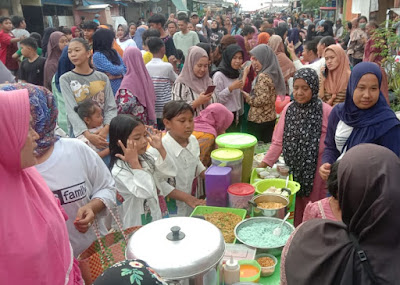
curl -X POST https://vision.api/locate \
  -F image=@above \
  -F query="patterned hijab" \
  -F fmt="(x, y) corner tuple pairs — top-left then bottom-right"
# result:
(94, 259), (167, 285)
(0, 83), (59, 156)
(282, 68), (323, 197)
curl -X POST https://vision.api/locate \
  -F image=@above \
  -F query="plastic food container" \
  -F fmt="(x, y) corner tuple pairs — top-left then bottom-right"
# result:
(205, 166), (231, 207)
(255, 253), (278, 277)
(250, 193), (289, 218)
(211, 148), (244, 184)
(216, 133), (257, 183)
(228, 183), (255, 211)
(238, 260), (261, 283)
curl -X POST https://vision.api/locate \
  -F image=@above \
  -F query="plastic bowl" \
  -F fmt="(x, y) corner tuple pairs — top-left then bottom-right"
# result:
(238, 259), (261, 283)
(255, 253), (278, 277)
(253, 179), (301, 207)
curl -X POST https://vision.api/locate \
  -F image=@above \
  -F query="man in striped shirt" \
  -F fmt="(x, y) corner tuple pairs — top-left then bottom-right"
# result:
(146, 37), (178, 129)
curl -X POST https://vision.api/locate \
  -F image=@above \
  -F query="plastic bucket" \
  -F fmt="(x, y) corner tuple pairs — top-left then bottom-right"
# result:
(216, 133), (257, 183)
(228, 183), (255, 211)
(211, 148), (243, 184)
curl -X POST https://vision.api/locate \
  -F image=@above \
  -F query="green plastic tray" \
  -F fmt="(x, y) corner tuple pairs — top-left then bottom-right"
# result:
(190, 206), (247, 243)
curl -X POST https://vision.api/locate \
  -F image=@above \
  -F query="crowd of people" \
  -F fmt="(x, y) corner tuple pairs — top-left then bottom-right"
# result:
(1, 10), (400, 284)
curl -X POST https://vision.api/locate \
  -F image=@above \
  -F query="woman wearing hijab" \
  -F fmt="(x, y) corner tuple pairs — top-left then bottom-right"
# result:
(306, 24), (316, 41)
(317, 22), (332, 37)
(257, 32), (270, 45)
(212, 44), (245, 131)
(116, 24), (137, 51)
(211, 35), (237, 69)
(94, 259), (166, 285)
(133, 27), (146, 50)
(71, 26), (81, 38)
(93, 28), (126, 95)
(234, 35), (250, 62)
(172, 46), (217, 117)
(53, 45), (75, 133)
(282, 144), (400, 285)
(319, 45), (351, 106)
(260, 68), (332, 225)
(193, 103), (234, 167)
(116, 47), (156, 126)
(0, 86), (83, 284)
(287, 28), (303, 56)
(4, 83), (115, 258)
(241, 44), (286, 142)
(320, 62), (400, 180)
(208, 20), (224, 51)
(98, 25), (124, 57)
(41, 27), (56, 57)
(43, 31), (69, 91)
(268, 35), (296, 88)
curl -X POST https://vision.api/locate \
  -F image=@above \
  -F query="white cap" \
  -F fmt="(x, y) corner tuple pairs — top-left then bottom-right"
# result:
(225, 256), (239, 270)
(196, 24), (202, 29)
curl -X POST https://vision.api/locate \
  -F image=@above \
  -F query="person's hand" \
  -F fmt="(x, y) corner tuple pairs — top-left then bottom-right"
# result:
(88, 133), (109, 149)
(258, 161), (268, 168)
(319, 163), (331, 181)
(115, 139), (141, 169)
(241, 90), (251, 102)
(320, 65), (326, 77)
(95, 127), (108, 140)
(146, 126), (164, 151)
(287, 41), (295, 55)
(327, 94), (336, 106)
(197, 92), (213, 105)
(243, 64), (251, 76)
(186, 195), (206, 209)
(74, 204), (95, 233)
(229, 79), (244, 92)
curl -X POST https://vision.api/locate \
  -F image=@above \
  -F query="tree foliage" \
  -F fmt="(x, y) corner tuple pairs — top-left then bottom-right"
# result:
(301, 0), (326, 11)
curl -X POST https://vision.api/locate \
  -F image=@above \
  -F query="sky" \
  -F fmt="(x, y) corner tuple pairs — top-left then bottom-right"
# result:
(226, 0), (263, 12)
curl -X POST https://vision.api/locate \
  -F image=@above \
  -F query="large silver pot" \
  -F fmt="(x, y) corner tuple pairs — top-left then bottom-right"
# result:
(249, 193), (289, 218)
(126, 217), (225, 285)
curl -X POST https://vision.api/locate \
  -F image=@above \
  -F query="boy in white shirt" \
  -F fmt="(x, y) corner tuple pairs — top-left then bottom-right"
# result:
(146, 37), (178, 129)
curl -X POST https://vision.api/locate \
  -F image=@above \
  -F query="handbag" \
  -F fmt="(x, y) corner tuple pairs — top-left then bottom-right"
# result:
(77, 203), (141, 284)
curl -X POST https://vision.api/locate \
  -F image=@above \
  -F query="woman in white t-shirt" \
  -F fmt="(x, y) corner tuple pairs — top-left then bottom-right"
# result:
(8, 83), (117, 258)
(116, 24), (138, 51)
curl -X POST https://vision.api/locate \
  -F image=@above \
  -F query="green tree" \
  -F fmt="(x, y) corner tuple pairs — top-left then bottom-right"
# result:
(301, 0), (326, 11)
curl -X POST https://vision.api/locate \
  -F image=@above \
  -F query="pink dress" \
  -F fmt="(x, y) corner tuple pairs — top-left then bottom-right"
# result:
(262, 102), (332, 226)
(302, 197), (338, 222)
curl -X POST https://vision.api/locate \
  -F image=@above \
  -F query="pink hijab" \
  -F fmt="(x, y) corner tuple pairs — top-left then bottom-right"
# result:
(0, 89), (81, 284)
(194, 103), (234, 137)
(175, 46), (212, 94)
(117, 47), (156, 121)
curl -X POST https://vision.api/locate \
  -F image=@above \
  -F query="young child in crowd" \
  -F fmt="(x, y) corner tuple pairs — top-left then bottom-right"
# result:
(75, 99), (110, 159)
(82, 21), (98, 50)
(302, 161), (341, 222)
(141, 28), (169, 64)
(60, 38), (117, 151)
(17, 37), (46, 86)
(110, 115), (176, 229)
(12, 32), (42, 61)
(0, 16), (24, 74)
(11, 15), (30, 49)
(148, 101), (206, 217)
(146, 37), (178, 129)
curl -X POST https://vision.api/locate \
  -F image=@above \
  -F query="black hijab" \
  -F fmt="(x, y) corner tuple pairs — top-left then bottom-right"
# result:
(282, 68), (323, 197)
(215, 44), (243, 79)
(285, 144), (400, 285)
(93, 28), (121, 66)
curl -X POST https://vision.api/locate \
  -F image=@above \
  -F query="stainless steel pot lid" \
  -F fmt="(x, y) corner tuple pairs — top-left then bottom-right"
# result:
(125, 217), (226, 280)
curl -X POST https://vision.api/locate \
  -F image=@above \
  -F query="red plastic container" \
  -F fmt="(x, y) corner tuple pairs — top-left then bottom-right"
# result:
(228, 183), (255, 210)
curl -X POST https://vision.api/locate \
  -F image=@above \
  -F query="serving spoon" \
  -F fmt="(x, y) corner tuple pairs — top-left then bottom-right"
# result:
(273, 212), (290, 236)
